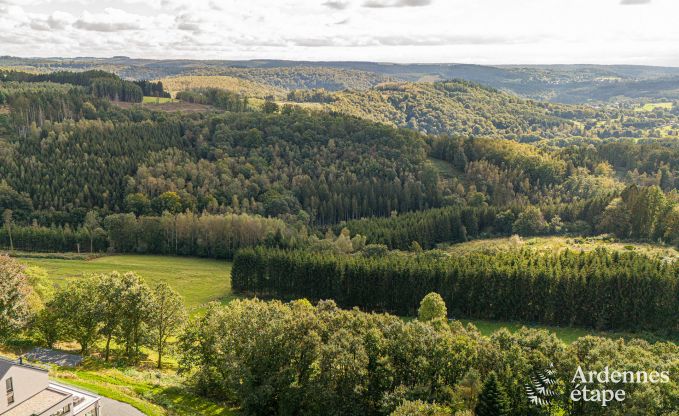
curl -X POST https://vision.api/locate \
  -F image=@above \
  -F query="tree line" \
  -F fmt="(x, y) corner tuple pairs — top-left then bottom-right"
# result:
(0, 211), (295, 259)
(0, 255), (186, 368)
(0, 69), (147, 102)
(175, 88), (249, 111)
(179, 294), (678, 416)
(232, 247), (679, 331)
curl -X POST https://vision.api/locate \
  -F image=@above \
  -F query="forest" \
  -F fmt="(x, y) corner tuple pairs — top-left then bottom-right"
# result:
(1, 67), (679, 415)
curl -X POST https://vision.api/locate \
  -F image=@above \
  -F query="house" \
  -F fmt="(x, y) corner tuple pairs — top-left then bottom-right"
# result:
(0, 357), (101, 416)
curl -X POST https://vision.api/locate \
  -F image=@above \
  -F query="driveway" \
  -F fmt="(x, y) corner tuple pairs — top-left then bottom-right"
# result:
(24, 347), (83, 367)
(100, 397), (147, 416)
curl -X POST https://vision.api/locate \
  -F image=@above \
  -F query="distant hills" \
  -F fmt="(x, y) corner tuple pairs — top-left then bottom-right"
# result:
(3, 56), (679, 104)
(327, 81), (578, 138)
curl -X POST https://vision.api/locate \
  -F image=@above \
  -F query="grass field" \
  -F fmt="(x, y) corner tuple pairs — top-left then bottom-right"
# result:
(443, 235), (679, 260)
(143, 96), (174, 103)
(635, 102), (674, 111)
(18, 255), (235, 311)
(459, 319), (623, 344)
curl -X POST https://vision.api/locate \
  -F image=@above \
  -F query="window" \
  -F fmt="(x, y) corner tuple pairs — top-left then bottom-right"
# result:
(6, 392), (13, 406)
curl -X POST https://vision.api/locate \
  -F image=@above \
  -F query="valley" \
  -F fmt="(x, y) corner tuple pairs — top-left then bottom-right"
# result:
(0, 61), (678, 416)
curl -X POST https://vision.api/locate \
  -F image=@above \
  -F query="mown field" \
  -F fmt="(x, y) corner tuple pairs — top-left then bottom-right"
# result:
(18, 255), (235, 311)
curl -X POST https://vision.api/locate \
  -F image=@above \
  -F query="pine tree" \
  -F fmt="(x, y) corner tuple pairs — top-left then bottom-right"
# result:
(475, 372), (511, 416)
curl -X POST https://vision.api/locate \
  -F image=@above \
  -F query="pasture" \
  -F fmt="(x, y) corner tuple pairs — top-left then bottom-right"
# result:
(18, 255), (234, 310)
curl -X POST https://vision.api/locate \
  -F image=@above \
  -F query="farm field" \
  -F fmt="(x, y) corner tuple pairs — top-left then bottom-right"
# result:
(142, 95), (174, 103)
(18, 255), (235, 311)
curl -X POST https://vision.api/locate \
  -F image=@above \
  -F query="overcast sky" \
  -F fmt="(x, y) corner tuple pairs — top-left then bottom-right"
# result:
(0, 0), (677, 65)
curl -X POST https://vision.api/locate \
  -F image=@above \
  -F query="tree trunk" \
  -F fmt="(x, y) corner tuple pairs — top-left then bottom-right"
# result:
(157, 342), (163, 369)
(104, 333), (112, 361)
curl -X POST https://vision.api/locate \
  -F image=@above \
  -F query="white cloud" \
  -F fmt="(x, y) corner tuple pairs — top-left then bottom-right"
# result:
(0, 0), (677, 65)
(362, 0), (432, 8)
(73, 9), (144, 32)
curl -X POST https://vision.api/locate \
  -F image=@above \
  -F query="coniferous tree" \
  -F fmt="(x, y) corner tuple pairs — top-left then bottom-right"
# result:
(475, 372), (511, 416)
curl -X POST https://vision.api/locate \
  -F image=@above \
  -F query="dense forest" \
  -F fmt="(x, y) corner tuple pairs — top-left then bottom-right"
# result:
(1, 67), (679, 415)
(232, 246), (679, 331)
(3, 72), (679, 254)
(179, 297), (678, 416)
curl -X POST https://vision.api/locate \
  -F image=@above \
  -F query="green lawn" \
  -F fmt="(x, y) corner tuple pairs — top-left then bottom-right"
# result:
(143, 96), (174, 104)
(19, 255), (235, 311)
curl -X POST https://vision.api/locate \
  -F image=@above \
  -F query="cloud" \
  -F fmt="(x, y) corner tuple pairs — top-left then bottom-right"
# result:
(287, 33), (526, 48)
(620, 0), (651, 4)
(74, 20), (141, 31)
(363, 0), (431, 8)
(29, 12), (73, 31)
(175, 13), (203, 33)
(323, 0), (350, 9)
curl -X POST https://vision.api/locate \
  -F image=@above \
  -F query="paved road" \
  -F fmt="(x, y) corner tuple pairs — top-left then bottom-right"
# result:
(100, 397), (146, 416)
(24, 347), (83, 367)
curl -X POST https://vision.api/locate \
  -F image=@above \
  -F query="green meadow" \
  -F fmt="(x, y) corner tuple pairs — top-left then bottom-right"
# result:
(18, 255), (235, 311)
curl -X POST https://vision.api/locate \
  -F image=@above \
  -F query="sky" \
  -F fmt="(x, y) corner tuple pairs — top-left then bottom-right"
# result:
(0, 0), (677, 65)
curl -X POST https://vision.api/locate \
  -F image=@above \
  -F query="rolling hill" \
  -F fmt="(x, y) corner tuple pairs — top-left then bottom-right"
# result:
(4, 56), (679, 103)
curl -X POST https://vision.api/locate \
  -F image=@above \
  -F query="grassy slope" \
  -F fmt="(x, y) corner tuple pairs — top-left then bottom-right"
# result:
(443, 235), (679, 260)
(635, 102), (674, 111)
(19, 255), (235, 311)
(53, 367), (237, 416)
(13, 255), (237, 414)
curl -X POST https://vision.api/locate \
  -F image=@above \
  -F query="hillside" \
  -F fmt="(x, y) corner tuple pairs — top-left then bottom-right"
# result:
(159, 75), (287, 99)
(328, 80), (578, 138)
(5, 56), (679, 103)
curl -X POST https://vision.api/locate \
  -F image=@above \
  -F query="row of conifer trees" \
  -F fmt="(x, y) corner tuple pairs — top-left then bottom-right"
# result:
(232, 247), (679, 331)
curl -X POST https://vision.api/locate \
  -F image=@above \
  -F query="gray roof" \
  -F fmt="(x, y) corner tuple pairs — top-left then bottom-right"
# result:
(0, 356), (48, 379)
(0, 358), (11, 379)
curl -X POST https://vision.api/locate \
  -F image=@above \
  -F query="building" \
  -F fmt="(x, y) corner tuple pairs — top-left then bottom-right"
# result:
(0, 357), (101, 416)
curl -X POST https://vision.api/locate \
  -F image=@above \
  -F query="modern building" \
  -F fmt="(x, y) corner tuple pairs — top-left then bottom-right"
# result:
(0, 357), (101, 416)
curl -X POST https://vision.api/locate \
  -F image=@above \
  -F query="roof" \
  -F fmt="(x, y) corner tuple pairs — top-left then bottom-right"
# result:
(48, 383), (100, 415)
(0, 356), (49, 379)
(0, 387), (70, 416)
(0, 359), (10, 379)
